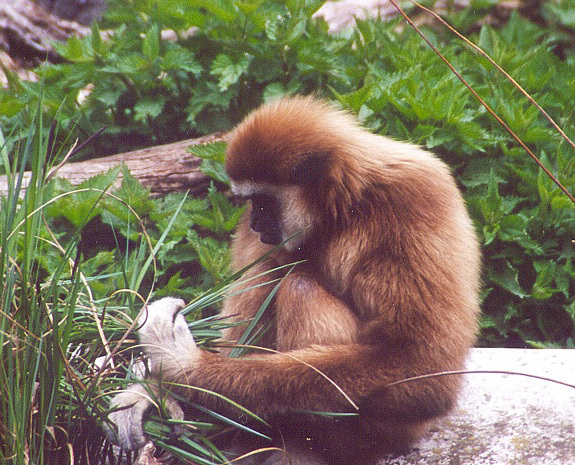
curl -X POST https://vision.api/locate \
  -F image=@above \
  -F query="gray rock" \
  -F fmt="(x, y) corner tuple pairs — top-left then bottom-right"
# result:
(380, 348), (575, 464)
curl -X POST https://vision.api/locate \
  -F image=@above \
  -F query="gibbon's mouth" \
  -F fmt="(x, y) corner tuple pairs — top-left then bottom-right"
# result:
(257, 230), (283, 245)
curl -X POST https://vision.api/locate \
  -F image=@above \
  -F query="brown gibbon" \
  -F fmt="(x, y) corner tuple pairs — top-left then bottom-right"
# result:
(106, 96), (481, 465)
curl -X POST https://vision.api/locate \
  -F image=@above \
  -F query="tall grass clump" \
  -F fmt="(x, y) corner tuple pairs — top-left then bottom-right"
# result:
(0, 96), (257, 464)
(1, 105), (71, 462)
(0, 94), (129, 463)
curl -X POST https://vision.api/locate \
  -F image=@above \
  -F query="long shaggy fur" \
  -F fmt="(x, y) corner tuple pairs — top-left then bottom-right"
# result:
(193, 96), (480, 463)
(110, 95), (481, 465)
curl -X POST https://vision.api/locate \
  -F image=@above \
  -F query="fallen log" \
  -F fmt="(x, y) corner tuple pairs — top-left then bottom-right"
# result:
(0, 0), (88, 84)
(0, 132), (227, 198)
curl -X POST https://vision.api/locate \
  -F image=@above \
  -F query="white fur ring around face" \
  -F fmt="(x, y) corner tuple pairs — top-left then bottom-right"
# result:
(137, 297), (198, 371)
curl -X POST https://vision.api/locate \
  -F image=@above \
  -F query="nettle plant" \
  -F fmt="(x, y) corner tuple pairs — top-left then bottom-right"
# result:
(1, 0), (347, 159)
(0, 1), (574, 355)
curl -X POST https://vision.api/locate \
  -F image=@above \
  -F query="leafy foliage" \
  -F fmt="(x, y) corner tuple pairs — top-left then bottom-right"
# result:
(333, 12), (575, 348)
(43, 153), (236, 301)
(4, 0), (575, 351)
(0, 0), (335, 159)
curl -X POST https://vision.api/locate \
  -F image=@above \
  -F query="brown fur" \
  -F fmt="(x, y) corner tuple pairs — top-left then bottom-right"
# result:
(170, 96), (480, 463)
(110, 96), (481, 465)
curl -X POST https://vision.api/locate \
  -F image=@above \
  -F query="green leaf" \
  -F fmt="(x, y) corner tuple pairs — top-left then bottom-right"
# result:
(532, 260), (570, 300)
(537, 165), (552, 208)
(489, 261), (528, 298)
(543, 1), (575, 27)
(110, 166), (154, 218)
(189, 141), (227, 164)
(163, 46), (202, 76)
(498, 214), (543, 253)
(210, 54), (251, 92)
(334, 85), (374, 113)
(63, 36), (90, 62)
(134, 97), (166, 121)
(265, 17), (280, 42)
(187, 230), (230, 281)
(190, 141), (229, 184)
(46, 166), (122, 227)
(198, 0), (238, 22)
(190, 184), (243, 234)
(480, 170), (503, 224)
(143, 25), (161, 62)
(263, 81), (300, 102)
(286, 18), (307, 42)
(91, 22), (103, 55)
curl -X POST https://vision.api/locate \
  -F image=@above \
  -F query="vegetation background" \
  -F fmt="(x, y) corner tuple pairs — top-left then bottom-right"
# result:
(1, 0), (575, 463)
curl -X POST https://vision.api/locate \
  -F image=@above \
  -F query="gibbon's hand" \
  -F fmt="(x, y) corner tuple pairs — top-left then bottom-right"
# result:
(137, 297), (199, 372)
(106, 382), (185, 450)
(106, 298), (194, 450)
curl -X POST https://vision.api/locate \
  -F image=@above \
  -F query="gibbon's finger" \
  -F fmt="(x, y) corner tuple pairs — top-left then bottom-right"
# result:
(106, 384), (153, 450)
(138, 297), (186, 328)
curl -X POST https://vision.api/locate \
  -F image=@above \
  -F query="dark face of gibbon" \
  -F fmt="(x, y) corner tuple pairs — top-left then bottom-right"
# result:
(248, 193), (282, 245)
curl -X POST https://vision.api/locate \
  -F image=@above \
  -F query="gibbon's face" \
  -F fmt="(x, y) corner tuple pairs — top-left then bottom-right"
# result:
(231, 181), (314, 252)
(225, 98), (337, 252)
(248, 193), (282, 245)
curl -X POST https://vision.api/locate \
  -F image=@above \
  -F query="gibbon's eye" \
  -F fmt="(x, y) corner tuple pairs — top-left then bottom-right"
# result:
(249, 193), (282, 245)
(289, 152), (328, 186)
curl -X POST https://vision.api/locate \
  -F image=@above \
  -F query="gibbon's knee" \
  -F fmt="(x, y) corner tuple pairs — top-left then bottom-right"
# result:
(359, 374), (461, 424)
(275, 272), (358, 351)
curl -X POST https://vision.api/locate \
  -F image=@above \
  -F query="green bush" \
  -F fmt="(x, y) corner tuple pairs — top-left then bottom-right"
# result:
(1, 0), (339, 158)
(3, 0), (575, 346)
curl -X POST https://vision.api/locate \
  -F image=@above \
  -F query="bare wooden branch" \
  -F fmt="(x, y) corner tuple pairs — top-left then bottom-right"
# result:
(0, 132), (227, 198)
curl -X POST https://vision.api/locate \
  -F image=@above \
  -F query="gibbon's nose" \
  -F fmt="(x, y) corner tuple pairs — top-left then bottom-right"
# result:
(249, 215), (263, 232)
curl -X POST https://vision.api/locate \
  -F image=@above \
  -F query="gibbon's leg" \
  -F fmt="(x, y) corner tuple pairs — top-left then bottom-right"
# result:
(274, 272), (358, 351)
(218, 261), (285, 354)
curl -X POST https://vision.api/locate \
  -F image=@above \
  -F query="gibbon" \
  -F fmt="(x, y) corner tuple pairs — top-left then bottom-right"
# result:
(107, 96), (481, 465)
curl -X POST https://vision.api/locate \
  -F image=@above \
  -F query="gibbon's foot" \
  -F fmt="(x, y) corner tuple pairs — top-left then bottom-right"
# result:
(137, 297), (198, 372)
(105, 382), (185, 450)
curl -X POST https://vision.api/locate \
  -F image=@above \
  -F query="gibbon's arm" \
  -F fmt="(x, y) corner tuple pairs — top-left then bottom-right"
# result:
(117, 297), (454, 420)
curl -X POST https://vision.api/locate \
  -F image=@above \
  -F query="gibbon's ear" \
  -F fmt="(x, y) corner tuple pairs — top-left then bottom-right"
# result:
(289, 152), (329, 186)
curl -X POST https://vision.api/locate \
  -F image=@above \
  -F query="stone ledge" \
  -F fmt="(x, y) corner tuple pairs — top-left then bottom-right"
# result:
(380, 348), (575, 464)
